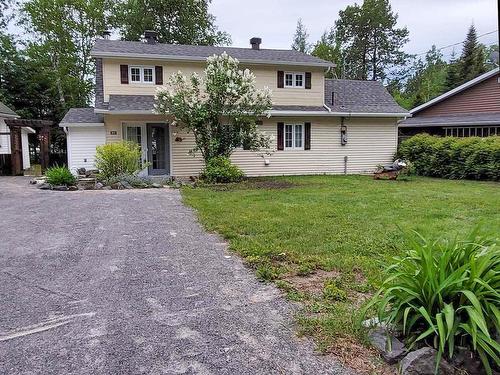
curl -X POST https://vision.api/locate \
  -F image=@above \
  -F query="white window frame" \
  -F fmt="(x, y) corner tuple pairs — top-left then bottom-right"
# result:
(284, 123), (304, 150)
(129, 66), (155, 84)
(284, 72), (305, 88)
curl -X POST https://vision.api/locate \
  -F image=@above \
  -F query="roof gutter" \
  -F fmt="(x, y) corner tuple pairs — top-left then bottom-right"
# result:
(0, 113), (20, 118)
(91, 51), (334, 68)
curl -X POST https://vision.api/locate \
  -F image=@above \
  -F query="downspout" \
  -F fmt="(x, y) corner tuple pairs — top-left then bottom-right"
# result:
(341, 116), (347, 175)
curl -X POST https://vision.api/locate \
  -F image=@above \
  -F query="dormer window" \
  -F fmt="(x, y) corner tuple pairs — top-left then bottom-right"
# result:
(285, 72), (305, 88)
(129, 66), (155, 84)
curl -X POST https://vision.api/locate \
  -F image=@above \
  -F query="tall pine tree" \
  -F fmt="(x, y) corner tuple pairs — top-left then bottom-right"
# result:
(334, 0), (409, 81)
(458, 24), (486, 85)
(291, 19), (310, 53)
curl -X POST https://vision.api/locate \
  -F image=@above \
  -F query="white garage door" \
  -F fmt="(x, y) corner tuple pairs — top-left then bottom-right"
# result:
(67, 126), (106, 172)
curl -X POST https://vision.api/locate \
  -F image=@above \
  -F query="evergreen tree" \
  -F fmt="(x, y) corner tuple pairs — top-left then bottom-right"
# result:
(458, 24), (486, 84)
(291, 18), (310, 53)
(444, 50), (461, 91)
(334, 0), (410, 80)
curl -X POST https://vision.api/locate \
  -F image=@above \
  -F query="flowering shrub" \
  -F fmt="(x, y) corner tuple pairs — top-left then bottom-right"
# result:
(155, 52), (273, 162)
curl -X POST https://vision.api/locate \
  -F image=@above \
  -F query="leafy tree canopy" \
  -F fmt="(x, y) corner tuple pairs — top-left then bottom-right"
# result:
(112, 0), (231, 45)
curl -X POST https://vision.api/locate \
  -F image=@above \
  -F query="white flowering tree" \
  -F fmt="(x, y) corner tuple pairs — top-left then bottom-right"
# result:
(154, 52), (273, 162)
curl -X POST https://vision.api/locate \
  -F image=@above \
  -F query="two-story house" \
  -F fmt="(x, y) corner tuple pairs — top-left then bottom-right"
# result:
(60, 33), (409, 177)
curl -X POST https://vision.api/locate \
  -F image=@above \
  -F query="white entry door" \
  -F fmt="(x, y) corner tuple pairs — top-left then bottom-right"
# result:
(122, 123), (148, 176)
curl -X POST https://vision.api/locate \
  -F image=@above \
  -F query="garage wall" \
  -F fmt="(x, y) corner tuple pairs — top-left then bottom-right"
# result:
(67, 126), (106, 172)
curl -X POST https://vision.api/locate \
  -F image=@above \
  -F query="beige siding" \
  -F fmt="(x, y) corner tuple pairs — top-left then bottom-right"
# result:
(102, 59), (325, 106)
(102, 115), (398, 177)
(174, 117), (398, 177)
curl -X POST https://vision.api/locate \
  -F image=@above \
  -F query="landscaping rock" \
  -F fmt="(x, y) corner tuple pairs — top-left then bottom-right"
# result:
(151, 183), (162, 188)
(77, 167), (86, 175)
(111, 182), (123, 190)
(53, 185), (69, 191)
(400, 347), (455, 375)
(37, 183), (52, 190)
(450, 347), (483, 375)
(120, 180), (133, 189)
(368, 328), (407, 364)
(95, 182), (104, 190)
(68, 186), (78, 191)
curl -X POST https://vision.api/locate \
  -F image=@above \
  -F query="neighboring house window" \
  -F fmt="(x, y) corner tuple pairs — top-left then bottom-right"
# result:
(284, 72), (305, 88)
(285, 124), (304, 149)
(444, 126), (499, 137)
(129, 66), (155, 84)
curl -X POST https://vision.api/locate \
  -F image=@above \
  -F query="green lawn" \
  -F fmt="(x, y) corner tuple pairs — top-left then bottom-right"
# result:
(181, 175), (500, 355)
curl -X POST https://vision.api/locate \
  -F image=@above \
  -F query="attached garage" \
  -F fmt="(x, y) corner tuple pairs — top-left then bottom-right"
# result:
(60, 108), (105, 172)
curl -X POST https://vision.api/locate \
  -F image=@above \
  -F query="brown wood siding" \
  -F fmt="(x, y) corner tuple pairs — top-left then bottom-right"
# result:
(418, 74), (500, 117)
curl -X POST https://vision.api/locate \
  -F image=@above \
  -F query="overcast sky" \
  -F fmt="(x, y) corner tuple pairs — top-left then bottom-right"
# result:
(210, 0), (499, 59)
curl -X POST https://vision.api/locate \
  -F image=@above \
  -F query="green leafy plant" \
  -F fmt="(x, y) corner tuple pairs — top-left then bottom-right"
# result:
(397, 134), (500, 181)
(364, 231), (500, 374)
(200, 156), (244, 184)
(95, 142), (142, 179)
(45, 165), (76, 186)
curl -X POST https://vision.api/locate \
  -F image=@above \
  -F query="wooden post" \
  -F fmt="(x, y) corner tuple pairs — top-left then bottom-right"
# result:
(39, 125), (51, 171)
(9, 126), (22, 175)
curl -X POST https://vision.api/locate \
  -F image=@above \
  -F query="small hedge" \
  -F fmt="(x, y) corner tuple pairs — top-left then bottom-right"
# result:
(397, 134), (500, 181)
(200, 156), (244, 184)
(95, 141), (142, 179)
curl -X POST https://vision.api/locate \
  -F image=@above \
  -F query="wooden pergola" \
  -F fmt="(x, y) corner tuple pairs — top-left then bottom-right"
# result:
(3, 119), (54, 175)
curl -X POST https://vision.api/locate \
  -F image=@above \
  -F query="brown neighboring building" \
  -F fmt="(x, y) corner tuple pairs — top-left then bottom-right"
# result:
(398, 68), (500, 143)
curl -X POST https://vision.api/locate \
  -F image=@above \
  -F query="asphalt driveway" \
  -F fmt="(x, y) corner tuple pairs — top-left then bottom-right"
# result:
(0, 177), (350, 375)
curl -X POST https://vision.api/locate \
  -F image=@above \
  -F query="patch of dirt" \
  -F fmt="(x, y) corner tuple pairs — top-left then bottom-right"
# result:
(244, 178), (297, 190)
(329, 337), (397, 375)
(285, 270), (341, 295)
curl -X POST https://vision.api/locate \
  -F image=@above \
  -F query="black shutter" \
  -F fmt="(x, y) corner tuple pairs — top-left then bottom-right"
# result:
(277, 71), (284, 88)
(304, 122), (311, 150)
(155, 66), (163, 85)
(277, 122), (284, 150)
(120, 65), (129, 84)
(305, 72), (312, 89)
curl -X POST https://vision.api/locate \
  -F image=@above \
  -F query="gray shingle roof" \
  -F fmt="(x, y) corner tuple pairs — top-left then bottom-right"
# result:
(324, 79), (408, 114)
(0, 101), (17, 117)
(60, 108), (103, 124)
(108, 95), (155, 111)
(399, 112), (500, 127)
(91, 39), (334, 67)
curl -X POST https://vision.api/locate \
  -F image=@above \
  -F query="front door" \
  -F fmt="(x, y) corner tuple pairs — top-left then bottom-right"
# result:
(147, 123), (170, 175)
(123, 123), (148, 176)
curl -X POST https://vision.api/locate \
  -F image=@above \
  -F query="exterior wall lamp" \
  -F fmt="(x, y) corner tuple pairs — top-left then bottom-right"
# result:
(340, 118), (348, 146)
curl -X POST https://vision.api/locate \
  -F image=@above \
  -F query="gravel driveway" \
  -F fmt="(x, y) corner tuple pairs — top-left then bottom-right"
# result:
(0, 177), (350, 375)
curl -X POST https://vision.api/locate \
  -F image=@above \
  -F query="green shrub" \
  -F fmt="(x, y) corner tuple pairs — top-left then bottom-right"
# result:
(200, 156), (244, 184)
(397, 134), (500, 181)
(95, 142), (142, 179)
(364, 231), (500, 374)
(45, 165), (76, 186)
